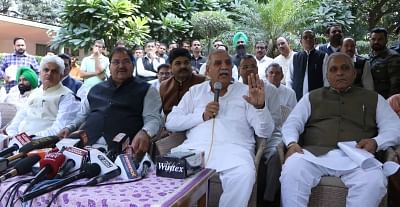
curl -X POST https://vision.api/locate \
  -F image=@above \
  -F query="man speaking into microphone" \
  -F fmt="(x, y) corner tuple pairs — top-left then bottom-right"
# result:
(166, 50), (275, 207)
(58, 47), (162, 157)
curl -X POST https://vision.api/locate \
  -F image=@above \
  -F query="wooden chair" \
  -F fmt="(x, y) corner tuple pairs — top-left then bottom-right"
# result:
(277, 142), (397, 207)
(155, 132), (266, 207)
(0, 103), (17, 128)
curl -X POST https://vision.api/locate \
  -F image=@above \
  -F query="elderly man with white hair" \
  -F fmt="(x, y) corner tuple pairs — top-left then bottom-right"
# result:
(3, 55), (79, 138)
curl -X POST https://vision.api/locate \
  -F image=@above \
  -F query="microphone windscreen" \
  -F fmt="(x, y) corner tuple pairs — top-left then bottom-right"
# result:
(213, 81), (222, 90)
(213, 82), (222, 102)
(39, 151), (66, 178)
(84, 163), (101, 178)
(14, 155), (40, 174)
(19, 136), (60, 153)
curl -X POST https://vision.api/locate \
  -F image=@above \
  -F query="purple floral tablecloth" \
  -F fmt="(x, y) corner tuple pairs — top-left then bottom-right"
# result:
(0, 168), (214, 207)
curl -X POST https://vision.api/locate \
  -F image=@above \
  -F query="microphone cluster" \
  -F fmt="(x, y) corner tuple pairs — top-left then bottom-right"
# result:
(0, 132), (153, 206)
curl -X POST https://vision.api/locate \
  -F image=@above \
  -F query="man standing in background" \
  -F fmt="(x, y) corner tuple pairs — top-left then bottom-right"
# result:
(0, 37), (40, 93)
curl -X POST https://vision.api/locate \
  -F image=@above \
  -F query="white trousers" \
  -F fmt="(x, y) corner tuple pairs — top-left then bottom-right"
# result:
(218, 163), (256, 207)
(280, 155), (387, 207)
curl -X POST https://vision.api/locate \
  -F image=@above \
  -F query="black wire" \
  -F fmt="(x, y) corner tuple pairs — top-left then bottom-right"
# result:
(10, 196), (22, 207)
(0, 179), (28, 202)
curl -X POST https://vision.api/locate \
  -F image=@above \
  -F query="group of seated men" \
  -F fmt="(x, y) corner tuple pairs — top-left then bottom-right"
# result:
(0, 38), (400, 207)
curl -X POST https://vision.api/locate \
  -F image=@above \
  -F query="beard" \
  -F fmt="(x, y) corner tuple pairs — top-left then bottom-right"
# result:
(372, 44), (385, 52)
(236, 45), (246, 57)
(331, 35), (343, 46)
(18, 84), (32, 95)
(16, 48), (25, 55)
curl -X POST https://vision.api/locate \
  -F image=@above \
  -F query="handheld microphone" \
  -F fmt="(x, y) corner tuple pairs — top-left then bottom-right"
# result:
(0, 155), (40, 183)
(137, 153), (153, 178)
(20, 163), (101, 202)
(18, 136), (60, 154)
(54, 159), (75, 179)
(86, 167), (121, 186)
(1, 132), (31, 158)
(24, 150), (66, 192)
(114, 154), (139, 180)
(62, 146), (88, 172)
(89, 148), (118, 175)
(0, 144), (18, 157)
(213, 81), (222, 102)
(0, 151), (27, 172)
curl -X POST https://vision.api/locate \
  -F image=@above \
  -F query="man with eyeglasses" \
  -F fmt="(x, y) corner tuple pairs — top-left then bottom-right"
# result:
(286, 30), (328, 101)
(149, 64), (172, 91)
(254, 41), (273, 81)
(59, 47), (162, 157)
(0, 37), (40, 93)
(79, 40), (110, 90)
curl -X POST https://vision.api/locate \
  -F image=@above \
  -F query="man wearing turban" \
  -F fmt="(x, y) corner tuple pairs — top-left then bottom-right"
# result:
(232, 32), (249, 68)
(1, 66), (38, 110)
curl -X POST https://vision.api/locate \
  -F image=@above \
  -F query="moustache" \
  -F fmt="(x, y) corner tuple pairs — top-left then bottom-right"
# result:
(218, 69), (230, 76)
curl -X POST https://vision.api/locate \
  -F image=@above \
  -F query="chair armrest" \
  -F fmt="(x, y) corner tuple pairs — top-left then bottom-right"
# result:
(255, 137), (266, 170)
(155, 132), (186, 156)
(277, 142), (286, 165)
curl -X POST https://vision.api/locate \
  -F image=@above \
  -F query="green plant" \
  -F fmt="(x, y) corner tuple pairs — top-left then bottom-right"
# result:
(51, 0), (150, 51)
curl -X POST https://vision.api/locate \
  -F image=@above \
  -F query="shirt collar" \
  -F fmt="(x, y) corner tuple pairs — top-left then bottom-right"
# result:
(12, 52), (27, 57)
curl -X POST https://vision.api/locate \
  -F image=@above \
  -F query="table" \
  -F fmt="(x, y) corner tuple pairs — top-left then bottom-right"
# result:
(0, 168), (216, 207)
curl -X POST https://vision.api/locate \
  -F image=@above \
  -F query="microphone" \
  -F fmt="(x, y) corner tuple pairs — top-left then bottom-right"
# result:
(19, 136), (60, 154)
(89, 148), (118, 174)
(53, 159), (75, 179)
(0, 144), (19, 157)
(20, 163), (101, 202)
(62, 146), (88, 172)
(24, 150), (66, 192)
(0, 136), (59, 172)
(1, 132), (32, 158)
(137, 153), (153, 178)
(213, 81), (222, 102)
(114, 154), (139, 180)
(86, 167), (121, 186)
(0, 155), (40, 182)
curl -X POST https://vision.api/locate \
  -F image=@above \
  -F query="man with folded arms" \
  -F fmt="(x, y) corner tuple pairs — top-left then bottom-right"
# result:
(280, 52), (400, 207)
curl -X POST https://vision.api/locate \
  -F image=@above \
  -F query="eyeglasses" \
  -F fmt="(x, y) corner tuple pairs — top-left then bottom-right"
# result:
(111, 60), (132, 66)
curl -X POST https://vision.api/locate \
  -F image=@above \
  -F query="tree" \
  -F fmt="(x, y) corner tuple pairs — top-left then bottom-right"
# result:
(191, 11), (233, 52)
(51, 0), (150, 51)
(16, 0), (64, 25)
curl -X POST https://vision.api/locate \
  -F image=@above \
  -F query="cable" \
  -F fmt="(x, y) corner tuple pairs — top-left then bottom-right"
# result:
(205, 118), (216, 165)
(0, 179), (29, 202)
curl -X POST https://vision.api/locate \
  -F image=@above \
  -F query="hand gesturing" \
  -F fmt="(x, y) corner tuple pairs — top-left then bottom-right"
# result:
(243, 73), (265, 109)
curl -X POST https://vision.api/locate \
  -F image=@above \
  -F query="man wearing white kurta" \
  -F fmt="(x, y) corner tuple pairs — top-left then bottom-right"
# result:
(255, 41), (273, 82)
(273, 37), (296, 85)
(166, 50), (274, 207)
(5, 56), (79, 137)
(280, 53), (400, 207)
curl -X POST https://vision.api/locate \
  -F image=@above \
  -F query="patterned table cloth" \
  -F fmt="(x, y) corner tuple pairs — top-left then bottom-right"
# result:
(0, 168), (215, 207)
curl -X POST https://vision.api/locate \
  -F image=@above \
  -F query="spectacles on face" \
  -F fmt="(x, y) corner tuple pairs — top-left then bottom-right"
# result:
(111, 59), (132, 66)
